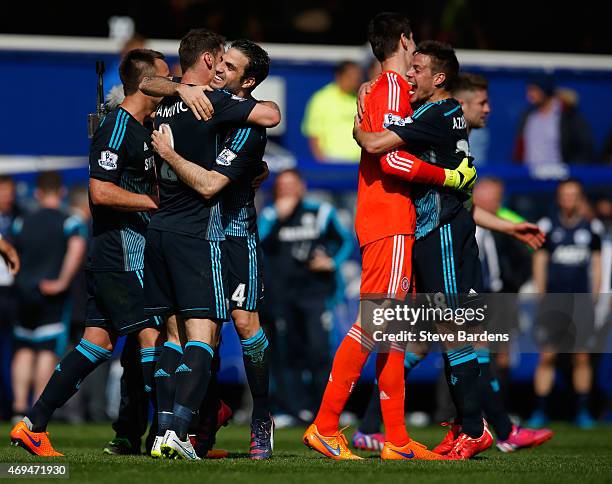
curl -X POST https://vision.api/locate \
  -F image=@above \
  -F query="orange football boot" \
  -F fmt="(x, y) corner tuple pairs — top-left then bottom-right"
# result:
(10, 420), (63, 457)
(381, 439), (449, 460)
(303, 424), (363, 460)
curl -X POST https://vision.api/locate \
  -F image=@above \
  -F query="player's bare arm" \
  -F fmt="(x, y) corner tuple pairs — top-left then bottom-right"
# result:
(356, 81), (374, 120)
(247, 101), (281, 128)
(0, 236), (19, 275)
(39, 235), (87, 296)
(89, 178), (158, 212)
(353, 118), (404, 154)
(151, 127), (230, 199)
(139, 76), (215, 121)
(473, 206), (546, 250)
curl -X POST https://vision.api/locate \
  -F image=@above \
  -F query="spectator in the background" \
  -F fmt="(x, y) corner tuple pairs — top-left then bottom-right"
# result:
(0, 175), (17, 420)
(514, 75), (594, 166)
(301, 61), (362, 163)
(0, 175), (19, 419)
(10, 173), (88, 420)
(530, 179), (603, 429)
(259, 169), (353, 426)
(473, 177), (533, 407)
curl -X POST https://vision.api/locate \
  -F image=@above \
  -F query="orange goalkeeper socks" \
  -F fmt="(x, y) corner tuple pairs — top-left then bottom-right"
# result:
(314, 324), (374, 436)
(376, 350), (410, 446)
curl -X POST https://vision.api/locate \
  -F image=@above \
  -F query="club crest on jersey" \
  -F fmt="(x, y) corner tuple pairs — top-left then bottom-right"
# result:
(216, 148), (237, 166)
(98, 150), (118, 171)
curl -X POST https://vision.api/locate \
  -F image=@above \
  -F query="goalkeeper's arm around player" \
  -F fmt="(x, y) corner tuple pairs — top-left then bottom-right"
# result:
(353, 117), (477, 191)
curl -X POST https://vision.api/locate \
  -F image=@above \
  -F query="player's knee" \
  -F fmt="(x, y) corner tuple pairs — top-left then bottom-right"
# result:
(82, 327), (114, 352)
(138, 327), (161, 348)
(233, 311), (260, 339)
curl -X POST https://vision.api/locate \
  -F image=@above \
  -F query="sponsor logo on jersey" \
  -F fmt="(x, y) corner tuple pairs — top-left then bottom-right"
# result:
(98, 150), (118, 170)
(231, 94), (247, 102)
(144, 142), (149, 150)
(215, 148), (237, 166)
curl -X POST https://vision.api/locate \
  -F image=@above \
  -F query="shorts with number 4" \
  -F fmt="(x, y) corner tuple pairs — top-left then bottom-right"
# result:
(224, 234), (264, 312)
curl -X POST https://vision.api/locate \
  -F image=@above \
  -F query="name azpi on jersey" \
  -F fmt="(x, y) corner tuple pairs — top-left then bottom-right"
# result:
(156, 101), (189, 118)
(453, 116), (467, 130)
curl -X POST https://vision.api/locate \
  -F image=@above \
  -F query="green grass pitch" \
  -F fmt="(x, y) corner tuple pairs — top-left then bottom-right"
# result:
(0, 423), (610, 483)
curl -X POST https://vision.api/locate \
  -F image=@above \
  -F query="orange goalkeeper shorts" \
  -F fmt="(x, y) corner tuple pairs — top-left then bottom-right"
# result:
(360, 234), (414, 300)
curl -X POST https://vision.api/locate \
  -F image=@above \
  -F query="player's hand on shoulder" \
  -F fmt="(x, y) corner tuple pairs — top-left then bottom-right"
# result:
(177, 83), (214, 121)
(252, 161), (270, 191)
(443, 156), (477, 192)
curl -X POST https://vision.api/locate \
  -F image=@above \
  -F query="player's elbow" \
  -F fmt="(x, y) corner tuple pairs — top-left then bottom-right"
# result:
(138, 77), (152, 94)
(261, 109), (281, 128)
(89, 183), (106, 206)
(366, 138), (388, 154)
(199, 183), (218, 199)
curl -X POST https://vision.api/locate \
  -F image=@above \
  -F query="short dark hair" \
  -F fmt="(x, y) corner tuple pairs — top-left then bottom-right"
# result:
(119, 48), (165, 96)
(230, 39), (270, 87)
(368, 12), (412, 62)
(335, 60), (360, 77)
(179, 29), (225, 72)
(452, 73), (488, 96)
(36, 171), (62, 194)
(415, 40), (459, 90)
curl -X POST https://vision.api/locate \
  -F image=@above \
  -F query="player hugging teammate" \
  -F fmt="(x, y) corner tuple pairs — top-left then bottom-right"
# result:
(11, 30), (279, 461)
(10, 14), (554, 464)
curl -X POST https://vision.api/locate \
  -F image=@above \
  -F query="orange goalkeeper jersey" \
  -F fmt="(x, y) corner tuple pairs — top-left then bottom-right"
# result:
(355, 70), (416, 247)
